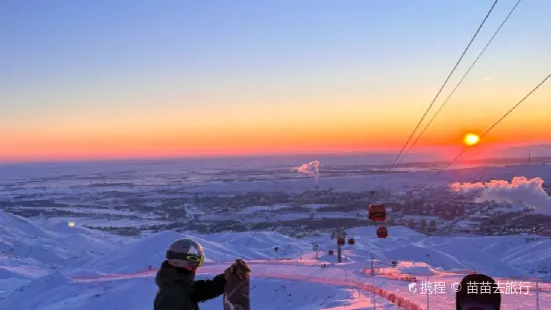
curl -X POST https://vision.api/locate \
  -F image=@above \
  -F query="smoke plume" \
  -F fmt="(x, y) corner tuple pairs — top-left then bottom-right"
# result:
(450, 177), (551, 215)
(291, 160), (320, 183)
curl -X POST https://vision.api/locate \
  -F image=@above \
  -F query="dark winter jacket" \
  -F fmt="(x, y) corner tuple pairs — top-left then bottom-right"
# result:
(154, 260), (226, 310)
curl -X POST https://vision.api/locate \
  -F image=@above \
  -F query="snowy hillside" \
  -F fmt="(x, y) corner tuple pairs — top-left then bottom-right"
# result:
(0, 210), (117, 269)
(0, 209), (549, 309)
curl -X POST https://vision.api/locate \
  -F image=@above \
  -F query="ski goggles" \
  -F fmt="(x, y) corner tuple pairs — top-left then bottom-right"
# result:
(166, 251), (204, 267)
(186, 254), (204, 267)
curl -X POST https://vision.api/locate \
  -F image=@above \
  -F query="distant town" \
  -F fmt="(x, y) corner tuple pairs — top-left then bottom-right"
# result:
(2, 180), (550, 239)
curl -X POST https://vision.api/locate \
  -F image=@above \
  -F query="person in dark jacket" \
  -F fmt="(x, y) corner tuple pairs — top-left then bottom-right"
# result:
(456, 274), (501, 310)
(154, 238), (250, 310)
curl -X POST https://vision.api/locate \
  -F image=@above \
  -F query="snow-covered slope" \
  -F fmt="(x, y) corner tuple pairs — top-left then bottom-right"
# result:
(0, 211), (122, 299)
(1, 212), (549, 309)
(79, 230), (314, 274)
(0, 211), (116, 267)
(1, 270), (402, 310)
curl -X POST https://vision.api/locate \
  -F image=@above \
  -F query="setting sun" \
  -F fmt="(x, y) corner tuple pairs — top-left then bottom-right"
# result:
(463, 133), (480, 146)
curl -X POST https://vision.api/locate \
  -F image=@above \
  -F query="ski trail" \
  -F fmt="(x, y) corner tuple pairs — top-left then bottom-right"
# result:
(72, 263), (424, 310)
(253, 272), (424, 310)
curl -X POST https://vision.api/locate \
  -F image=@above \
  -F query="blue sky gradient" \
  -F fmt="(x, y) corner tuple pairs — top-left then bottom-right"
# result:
(1, 0), (550, 161)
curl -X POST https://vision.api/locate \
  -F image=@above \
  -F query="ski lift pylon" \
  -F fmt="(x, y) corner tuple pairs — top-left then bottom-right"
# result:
(377, 226), (388, 238)
(369, 204), (386, 221)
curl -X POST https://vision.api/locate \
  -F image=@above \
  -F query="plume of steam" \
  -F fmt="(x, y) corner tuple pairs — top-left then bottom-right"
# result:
(291, 160), (320, 183)
(450, 177), (551, 215)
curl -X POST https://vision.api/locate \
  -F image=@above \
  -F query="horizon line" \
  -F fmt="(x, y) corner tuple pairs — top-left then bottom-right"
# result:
(0, 149), (406, 166)
(1, 146), (550, 167)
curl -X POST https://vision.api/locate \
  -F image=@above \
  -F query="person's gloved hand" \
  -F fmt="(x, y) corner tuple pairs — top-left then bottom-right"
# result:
(224, 259), (251, 281)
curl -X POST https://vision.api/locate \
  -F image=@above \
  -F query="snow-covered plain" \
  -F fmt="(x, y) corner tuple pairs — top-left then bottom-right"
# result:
(1, 161), (551, 309)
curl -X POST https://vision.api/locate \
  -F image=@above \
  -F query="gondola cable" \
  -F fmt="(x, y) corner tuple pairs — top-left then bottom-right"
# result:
(425, 72), (551, 186)
(376, 0), (501, 190)
(396, 0), (524, 167)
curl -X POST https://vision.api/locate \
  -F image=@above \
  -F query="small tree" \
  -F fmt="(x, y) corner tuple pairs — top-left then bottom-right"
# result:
(407, 218), (416, 229)
(428, 220), (437, 232)
(420, 218), (427, 231)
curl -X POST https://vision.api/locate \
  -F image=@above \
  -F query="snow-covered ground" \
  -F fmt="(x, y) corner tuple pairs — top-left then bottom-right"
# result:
(1, 161), (551, 309)
(0, 209), (549, 309)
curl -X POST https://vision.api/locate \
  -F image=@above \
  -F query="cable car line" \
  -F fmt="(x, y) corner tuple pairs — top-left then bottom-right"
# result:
(396, 0), (524, 166)
(376, 0), (500, 190)
(426, 72), (551, 186)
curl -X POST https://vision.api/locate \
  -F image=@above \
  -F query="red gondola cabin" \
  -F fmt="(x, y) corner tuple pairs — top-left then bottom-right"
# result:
(337, 237), (345, 245)
(369, 204), (386, 221)
(377, 226), (388, 238)
(328, 250), (334, 256)
(347, 238), (355, 245)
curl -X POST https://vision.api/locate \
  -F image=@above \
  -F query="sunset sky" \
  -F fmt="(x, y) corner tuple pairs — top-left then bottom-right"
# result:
(1, 0), (550, 163)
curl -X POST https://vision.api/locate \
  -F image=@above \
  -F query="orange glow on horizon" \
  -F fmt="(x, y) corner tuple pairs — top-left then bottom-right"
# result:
(1, 136), (546, 164)
(1, 117), (550, 163)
